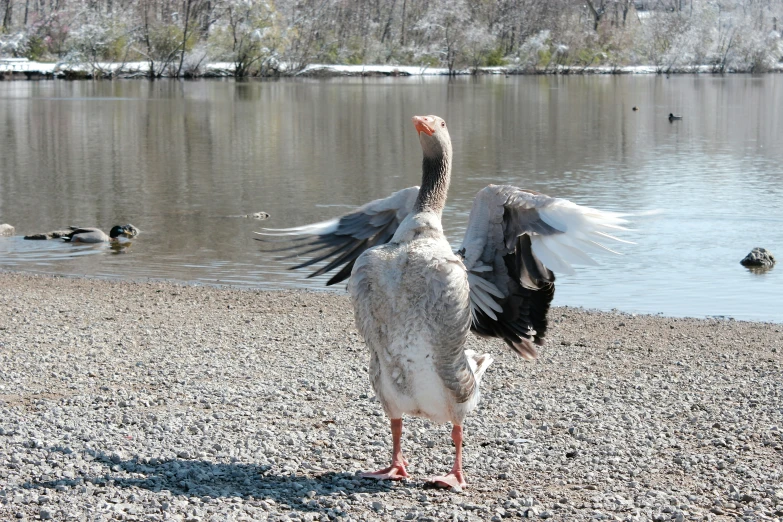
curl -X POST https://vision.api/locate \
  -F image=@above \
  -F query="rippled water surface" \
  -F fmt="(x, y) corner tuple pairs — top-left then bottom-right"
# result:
(1, 76), (781, 321)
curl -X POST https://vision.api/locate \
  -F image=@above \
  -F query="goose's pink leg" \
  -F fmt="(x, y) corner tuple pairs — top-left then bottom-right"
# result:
(428, 425), (467, 489)
(361, 418), (409, 480)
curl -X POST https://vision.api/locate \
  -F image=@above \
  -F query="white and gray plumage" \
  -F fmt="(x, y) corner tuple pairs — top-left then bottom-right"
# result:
(63, 224), (138, 243)
(257, 115), (629, 489)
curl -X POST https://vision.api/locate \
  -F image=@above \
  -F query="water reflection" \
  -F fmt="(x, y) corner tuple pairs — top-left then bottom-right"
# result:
(0, 75), (781, 321)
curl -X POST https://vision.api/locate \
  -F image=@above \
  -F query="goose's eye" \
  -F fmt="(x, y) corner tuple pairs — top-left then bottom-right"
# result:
(441, 121), (446, 128)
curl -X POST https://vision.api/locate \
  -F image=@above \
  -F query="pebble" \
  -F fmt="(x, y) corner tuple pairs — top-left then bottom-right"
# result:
(0, 273), (781, 521)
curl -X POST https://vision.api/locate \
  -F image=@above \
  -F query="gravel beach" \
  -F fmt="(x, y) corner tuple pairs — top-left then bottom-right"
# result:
(1, 271), (781, 521)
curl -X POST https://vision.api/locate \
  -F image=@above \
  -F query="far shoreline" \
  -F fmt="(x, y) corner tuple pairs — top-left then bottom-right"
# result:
(2, 59), (783, 81)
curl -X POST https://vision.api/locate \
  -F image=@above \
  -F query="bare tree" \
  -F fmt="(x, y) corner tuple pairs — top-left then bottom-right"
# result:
(136, 0), (184, 77)
(585, 0), (607, 31)
(2, 0), (13, 33)
(175, 0), (197, 77)
(211, 0), (280, 77)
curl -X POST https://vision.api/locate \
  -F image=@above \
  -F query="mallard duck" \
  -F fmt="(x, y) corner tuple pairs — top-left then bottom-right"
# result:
(668, 113), (682, 121)
(258, 115), (629, 489)
(63, 224), (138, 243)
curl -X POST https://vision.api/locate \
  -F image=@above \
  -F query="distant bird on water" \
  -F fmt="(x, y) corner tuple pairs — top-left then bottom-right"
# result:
(63, 224), (138, 243)
(632, 106), (639, 111)
(668, 113), (683, 121)
(257, 115), (630, 489)
(25, 224), (139, 242)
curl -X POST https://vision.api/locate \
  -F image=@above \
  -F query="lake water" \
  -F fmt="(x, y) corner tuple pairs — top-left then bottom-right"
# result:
(0, 76), (781, 322)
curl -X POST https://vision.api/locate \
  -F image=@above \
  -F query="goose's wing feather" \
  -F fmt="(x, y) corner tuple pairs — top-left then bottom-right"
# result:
(460, 185), (629, 359)
(256, 186), (420, 286)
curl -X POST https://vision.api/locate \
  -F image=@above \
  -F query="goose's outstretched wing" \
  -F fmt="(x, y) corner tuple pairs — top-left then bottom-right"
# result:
(460, 185), (630, 360)
(256, 187), (420, 286)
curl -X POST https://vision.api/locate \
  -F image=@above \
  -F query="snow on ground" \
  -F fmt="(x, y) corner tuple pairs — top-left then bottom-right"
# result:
(1, 58), (782, 76)
(297, 64), (450, 76)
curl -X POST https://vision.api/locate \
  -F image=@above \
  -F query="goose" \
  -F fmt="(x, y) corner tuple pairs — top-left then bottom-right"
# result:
(63, 224), (138, 243)
(668, 113), (682, 121)
(257, 115), (629, 489)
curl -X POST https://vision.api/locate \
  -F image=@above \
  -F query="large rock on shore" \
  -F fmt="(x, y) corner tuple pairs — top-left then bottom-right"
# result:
(0, 223), (14, 236)
(740, 247), (776, 268)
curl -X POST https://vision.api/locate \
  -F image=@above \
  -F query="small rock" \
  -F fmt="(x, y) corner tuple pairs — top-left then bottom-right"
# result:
(39, 508), (53, 520)
(740, 247), (775, 268)
(0, 224), (14, 236)
(371, 501), (384, 511)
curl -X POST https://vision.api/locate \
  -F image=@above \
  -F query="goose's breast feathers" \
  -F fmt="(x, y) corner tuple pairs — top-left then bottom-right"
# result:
(349, 224), (475, 422)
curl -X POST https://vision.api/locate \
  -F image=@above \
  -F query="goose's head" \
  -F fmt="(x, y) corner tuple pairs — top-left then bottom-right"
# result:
(412, 115), (452, 160)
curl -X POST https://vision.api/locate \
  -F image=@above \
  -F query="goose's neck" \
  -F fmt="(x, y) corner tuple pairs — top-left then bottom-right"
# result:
(414, 155), (451, 216)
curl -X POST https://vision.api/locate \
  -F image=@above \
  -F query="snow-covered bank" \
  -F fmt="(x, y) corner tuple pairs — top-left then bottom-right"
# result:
(301, 63), (783, 76)
(2, 58), (782, 80)
(0, 59), (238, 79)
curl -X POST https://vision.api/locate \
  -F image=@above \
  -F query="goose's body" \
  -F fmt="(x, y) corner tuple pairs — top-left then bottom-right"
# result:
(351, 211), (488, 426)
(258, 115), (630, 488)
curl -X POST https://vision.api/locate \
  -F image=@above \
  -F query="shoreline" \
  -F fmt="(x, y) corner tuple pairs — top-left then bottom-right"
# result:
(1, 271), (781, 520)
(2, 60), (783, 81)
(2, 267), (780, 325)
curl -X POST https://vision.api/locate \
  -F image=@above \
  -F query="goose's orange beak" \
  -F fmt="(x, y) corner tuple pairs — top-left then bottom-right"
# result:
(412, 115), (435, 136)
